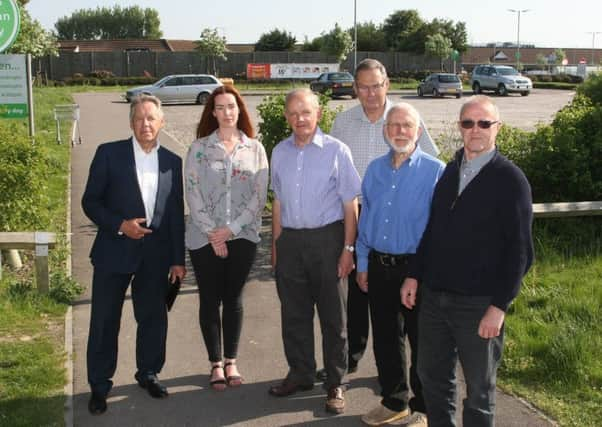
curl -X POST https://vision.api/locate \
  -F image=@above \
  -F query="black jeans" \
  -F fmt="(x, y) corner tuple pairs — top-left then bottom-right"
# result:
(367, 252), (424, 413)
(275, 221), (348, 388)
(418, 286), (504, 427)
(189, 238), (257, 362)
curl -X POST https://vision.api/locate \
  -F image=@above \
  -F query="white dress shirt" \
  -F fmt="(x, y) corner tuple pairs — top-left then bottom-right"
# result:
(132, 137), (159, 225)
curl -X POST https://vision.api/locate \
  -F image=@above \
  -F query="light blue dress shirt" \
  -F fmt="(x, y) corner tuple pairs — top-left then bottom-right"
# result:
(356, 147), (445, 272)
(271, 128), (361, 229)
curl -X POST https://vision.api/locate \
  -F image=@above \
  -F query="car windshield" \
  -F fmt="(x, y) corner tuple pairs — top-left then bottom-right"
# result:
(154, 76), (172, 86)
(328, 73), (353, 80)
(496, 68), (519, 76)
(438, 74), (460, 83)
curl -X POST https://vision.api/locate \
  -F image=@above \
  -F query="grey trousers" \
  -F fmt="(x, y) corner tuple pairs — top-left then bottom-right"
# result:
(275, 221), (348, 388)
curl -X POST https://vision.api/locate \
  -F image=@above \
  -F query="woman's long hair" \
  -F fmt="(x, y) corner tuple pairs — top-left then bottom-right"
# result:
(195, 85), (255, 139)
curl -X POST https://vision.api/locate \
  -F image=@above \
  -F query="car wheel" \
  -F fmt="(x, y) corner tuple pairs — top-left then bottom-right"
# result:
(417, 87), (423, 97)
(456, 93), (462, 99)
(521, 91), (530, 96)
(433, 88), (440, 97)
(497, 84), (508, 96)
(472, 82), (481, 94)
(197, 92), (210, 105)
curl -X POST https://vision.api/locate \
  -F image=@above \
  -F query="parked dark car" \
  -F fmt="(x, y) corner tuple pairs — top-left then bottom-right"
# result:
(417, 73), (463, 98)
(125, 74), (223, 104)
(309, 72), (356, 99)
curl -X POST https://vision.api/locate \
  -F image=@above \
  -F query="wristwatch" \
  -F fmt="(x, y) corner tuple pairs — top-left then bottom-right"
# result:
(344, 245), (355, 253)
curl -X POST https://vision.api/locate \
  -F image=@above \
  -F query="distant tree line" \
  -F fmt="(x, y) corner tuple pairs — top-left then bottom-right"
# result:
(55, 5), (162, 40)
(255, 9), (468, 56)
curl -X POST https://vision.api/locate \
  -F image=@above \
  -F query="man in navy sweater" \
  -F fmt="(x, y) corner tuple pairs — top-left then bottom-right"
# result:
(401, 95), (533, 427)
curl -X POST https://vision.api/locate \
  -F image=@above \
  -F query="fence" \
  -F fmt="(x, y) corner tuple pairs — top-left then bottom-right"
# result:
(33, 51), (447, 82)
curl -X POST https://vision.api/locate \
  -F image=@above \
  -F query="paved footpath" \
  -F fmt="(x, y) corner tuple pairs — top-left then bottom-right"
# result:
(69, 92), (556, 427)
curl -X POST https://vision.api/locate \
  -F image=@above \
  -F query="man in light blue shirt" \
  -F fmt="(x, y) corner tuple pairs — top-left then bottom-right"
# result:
(357, 103), (444, 427)
(268, 89), (361, 415)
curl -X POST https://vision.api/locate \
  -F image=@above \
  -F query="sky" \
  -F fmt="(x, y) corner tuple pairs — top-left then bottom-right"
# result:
(28, 0), (602, 49)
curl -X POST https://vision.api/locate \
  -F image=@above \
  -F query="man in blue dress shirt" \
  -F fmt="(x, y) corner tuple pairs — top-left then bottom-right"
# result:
(268, 89), (361, 415)
(357, 103), (444, 427)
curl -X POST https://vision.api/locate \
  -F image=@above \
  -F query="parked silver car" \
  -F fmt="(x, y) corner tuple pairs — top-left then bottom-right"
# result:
(470, 65), (532, 96)
(125, 74), (223, 104)
(417, 73), (463, 98)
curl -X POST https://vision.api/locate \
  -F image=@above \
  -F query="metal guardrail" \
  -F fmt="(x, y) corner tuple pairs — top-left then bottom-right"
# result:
(532, 201), (602, 218)
(0, 232), (57, 293)
(53, 104), (82, 146)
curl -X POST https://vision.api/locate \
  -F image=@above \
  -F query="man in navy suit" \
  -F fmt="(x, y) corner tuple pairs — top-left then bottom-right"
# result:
(82, 94), (186, 414)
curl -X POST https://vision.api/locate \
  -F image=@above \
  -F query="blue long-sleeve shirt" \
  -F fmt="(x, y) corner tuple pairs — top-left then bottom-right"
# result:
(356, 147), (445, 272)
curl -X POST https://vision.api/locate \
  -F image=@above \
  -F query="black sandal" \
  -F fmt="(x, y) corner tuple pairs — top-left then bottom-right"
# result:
(224, 361), (243, 387)
(210, 364), (227, 391)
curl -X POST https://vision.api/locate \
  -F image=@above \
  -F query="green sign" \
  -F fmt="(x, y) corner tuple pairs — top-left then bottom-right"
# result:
(450, 50), (460, 61)
(0, 0), (20, 53)
(0, 54), (28, 118)
(515, 51), (521, 60)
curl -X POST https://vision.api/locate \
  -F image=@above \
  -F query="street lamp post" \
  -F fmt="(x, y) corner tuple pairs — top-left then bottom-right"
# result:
(354, 0), (357, 72)
(586, 31), (602, 66)
(508, 8), (530, 70)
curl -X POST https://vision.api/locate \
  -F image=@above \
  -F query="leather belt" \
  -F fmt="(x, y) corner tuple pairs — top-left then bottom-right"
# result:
(369, 250), (412, 267)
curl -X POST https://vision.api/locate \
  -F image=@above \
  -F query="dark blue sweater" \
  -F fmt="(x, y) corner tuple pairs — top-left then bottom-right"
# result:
(410, 149), (534, 311)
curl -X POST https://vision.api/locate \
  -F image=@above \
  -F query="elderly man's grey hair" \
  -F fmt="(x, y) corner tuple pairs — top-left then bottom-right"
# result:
(385, 102), (421, 126)
(284, 88), (320, 111)
(354, 58), (388, 80)
(129, 94), (164, 122)
(459, 95), (500, 121)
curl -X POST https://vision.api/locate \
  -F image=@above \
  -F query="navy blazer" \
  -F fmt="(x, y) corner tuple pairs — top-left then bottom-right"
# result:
(82, 138), (185, 274)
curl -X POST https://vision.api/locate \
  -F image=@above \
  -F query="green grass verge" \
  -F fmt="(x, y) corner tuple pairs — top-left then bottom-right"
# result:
(0, 86), (85, 427)
(499, 217), (602, 427)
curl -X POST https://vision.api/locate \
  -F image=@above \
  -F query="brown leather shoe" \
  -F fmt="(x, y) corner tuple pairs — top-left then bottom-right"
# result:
(268, 379), (314, 397)
(325, 386), (345, 414)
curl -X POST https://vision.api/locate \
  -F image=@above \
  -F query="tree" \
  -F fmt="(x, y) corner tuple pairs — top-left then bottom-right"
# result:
(320, 23), (353, 63)
(424, 34), (453, 71)
(554, 48), (566, 66)
(255, 28), (296, 51)
(7, 0), (58, 57)
(536, 53), (547, 69)
(54, 5), (162, 40)
(196, 28), (227, 76)
(348, 21), (386, 52)
(301, 35), (323, 52)
(382, 9), (425, 51)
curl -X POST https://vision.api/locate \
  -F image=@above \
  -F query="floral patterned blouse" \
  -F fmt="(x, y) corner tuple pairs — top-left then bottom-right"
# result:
(185, 130), (269, 250)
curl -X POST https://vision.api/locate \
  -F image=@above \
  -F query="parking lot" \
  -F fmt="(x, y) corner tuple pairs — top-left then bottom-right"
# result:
(160, 89), (575, 150)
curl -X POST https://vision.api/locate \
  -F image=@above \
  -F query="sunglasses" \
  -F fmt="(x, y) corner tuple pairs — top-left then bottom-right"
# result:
(459, 120), (499, 129)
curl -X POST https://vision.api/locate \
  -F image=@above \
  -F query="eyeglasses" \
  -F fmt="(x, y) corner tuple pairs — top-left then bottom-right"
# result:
(459, 120), (499, 130)
(355, 80), (387, 93)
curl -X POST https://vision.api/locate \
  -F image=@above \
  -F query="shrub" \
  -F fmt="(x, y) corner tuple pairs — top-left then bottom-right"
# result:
(577, 71), (602, 106)
(88, 70), (115, 79)
(498, 93), (602, 202)
(49, 271), (83, 304)
(257, 92), (342, 160)
(0, 122), (51, 231)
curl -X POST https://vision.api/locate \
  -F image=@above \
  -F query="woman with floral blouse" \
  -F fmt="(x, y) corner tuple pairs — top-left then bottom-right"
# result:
(184, 85), (268, 391)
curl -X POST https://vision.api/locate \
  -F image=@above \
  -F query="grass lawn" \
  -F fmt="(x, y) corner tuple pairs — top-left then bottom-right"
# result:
(0, 86), (78, 427)
(499, 218), (602, 427)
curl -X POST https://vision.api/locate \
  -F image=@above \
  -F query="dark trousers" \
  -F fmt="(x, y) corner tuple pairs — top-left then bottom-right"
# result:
(189, 238), (257, 362)
(418, 286), (504, 427)
(87, 260), (168, 396)
(275, 221), (348, 388)
(347, 205), (369, 369)
(367, 253), (425, 413)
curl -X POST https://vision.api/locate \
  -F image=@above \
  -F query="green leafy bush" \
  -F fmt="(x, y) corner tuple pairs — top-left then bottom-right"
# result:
(49, 271), (83, 304)
(498, 92), (602, 202)
(577, 71), (602, 105)
(257, 92), (342, 161)
(0, 122), (51, 231)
